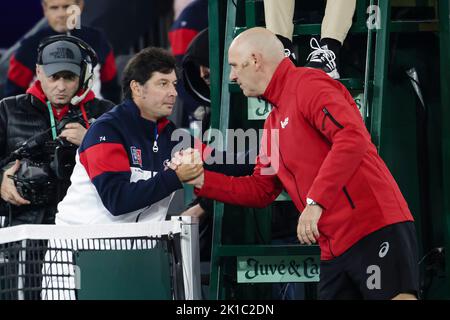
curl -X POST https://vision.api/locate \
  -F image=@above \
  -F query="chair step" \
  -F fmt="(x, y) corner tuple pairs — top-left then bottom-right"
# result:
(215, 244), (320, 257)
(235, 20), (438, 39)
(390, 20), (438, 32)
(294, 23), (368, 36)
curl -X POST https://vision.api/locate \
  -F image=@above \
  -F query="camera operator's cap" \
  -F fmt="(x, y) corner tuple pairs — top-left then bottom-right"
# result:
(40, 40), (83, 77)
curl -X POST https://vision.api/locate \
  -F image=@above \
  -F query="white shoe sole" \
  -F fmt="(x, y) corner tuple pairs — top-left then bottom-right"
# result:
(327, 69), (340, 80)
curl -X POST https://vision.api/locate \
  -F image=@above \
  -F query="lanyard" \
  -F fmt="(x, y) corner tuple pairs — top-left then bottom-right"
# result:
(46, 101), (57, 140)
(153, 125), (159, 153)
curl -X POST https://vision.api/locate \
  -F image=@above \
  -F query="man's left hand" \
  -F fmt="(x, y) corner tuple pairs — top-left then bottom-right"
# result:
(59, 123), (87, 146)
(181, 204), (206, 219)
(297, 204), (322, 245)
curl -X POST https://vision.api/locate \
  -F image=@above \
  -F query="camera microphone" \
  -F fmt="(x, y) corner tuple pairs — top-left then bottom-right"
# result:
(12, 131), (49, 156)
(0, 130), (51, 168)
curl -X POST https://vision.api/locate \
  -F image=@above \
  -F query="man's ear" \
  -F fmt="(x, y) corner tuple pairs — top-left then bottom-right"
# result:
(36, 65), (43, 81)
(41, 0), (48, 15)
(130, 80), (141, 98)
(252, 53), (263, 70)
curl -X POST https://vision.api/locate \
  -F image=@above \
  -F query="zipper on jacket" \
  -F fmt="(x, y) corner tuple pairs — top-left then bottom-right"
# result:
(343, 187), (356, 209)
(278, 151), (305, 208)
(322, 107), (344, 131)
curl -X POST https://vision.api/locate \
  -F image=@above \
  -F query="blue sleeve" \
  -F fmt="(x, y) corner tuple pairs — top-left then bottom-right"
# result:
(80, 120), (183, 216)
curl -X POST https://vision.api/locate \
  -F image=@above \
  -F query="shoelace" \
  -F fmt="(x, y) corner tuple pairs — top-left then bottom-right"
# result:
(306, 38), (337, 69)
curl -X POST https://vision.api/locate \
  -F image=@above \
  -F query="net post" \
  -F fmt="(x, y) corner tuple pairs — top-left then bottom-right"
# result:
(174, 216), (201, 300)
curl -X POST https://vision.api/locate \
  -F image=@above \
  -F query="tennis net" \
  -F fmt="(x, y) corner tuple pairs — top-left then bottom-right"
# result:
(0, 216), (200, 300)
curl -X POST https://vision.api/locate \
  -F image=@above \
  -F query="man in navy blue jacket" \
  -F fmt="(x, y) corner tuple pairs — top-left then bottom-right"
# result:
(56, 47), (203, 225)
(5, 0), (120, 103)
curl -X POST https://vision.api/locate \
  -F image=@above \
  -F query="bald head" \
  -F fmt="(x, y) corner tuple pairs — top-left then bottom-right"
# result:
(228, 27), (286, 97)
(230, 27), (285, 65)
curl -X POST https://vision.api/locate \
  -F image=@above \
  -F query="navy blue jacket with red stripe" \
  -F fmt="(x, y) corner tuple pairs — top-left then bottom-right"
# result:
(56, 99), (183, 224)
(5, 25), (120, 103)
(168, 0), (208, 59)
(56, 97), (256, 225)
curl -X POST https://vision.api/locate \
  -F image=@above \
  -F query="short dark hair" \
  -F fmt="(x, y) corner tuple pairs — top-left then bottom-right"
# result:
(122, 47), (176, 100)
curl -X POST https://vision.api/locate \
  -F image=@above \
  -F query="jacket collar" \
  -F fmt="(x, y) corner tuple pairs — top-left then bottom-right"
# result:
(123, 99), (171, 134)
(262, 58), (296, 108)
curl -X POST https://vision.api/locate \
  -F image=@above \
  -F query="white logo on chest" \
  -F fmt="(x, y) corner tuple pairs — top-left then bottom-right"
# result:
(281, 117), (289, 129)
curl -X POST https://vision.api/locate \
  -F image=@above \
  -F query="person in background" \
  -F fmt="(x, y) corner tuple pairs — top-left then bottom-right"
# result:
(168, 0), (208, 129)
(264, 0), (356, 79)
(5, 0), (120, 103)
(1, 35), (113, 227)
(174, 0), (196, 20)
(0, 35), (113, 300)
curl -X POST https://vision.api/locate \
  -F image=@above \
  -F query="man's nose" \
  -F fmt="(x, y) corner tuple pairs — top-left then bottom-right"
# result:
(200, 66), (209, 79)
(58, 7), (67, 18)
(169, 83), (178, 97)
(229, 69), (237, 82)
(55, 79), (67, 91)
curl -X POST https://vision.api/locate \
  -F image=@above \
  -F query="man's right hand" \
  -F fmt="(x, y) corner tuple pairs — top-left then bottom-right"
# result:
(0, 160), (30, 206)
(59, 122), (87, 146)
(172, 149), (204, 182)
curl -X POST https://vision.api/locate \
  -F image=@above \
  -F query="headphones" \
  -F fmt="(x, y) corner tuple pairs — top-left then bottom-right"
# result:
(37, 35), (98, 105)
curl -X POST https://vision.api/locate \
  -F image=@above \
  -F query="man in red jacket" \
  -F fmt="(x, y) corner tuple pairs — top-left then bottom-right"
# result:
(174, 27), (419, 300)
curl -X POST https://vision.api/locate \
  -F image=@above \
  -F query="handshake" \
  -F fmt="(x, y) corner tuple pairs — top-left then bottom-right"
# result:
(168, 148), (204, 188)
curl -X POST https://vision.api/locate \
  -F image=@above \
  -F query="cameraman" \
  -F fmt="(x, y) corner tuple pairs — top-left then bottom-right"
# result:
(0, 35), (113, 227)
(5, 0), (120, 103)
